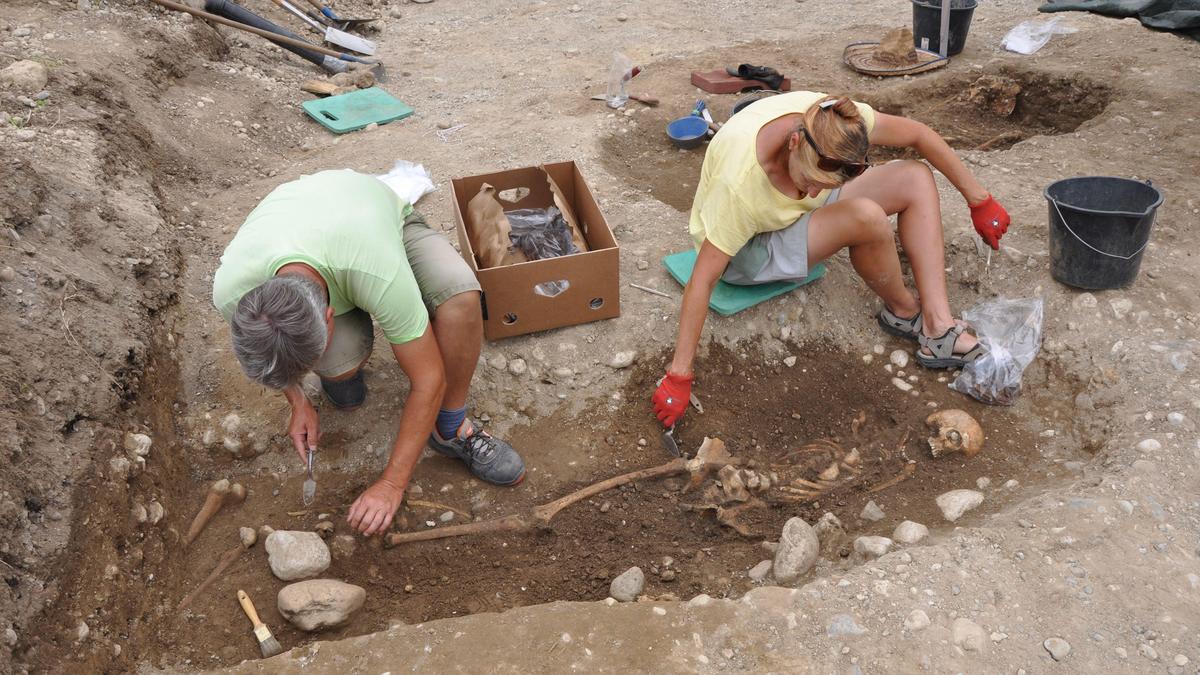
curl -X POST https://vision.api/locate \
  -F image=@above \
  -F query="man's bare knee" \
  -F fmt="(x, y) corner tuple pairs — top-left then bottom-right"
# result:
(434, 291), (482, 327)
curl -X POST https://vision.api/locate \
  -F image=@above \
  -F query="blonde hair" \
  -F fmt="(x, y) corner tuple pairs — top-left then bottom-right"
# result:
(794, 95), (870, 184)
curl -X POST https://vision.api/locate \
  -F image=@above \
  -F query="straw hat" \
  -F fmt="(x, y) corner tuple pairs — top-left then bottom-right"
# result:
(843, 28), (948, 77)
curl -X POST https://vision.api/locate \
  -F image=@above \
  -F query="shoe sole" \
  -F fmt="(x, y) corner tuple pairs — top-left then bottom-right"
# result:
(428, 441), (526, 487)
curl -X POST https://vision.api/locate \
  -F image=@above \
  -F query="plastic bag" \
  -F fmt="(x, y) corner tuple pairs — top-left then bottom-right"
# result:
(605, 51), (635, 109)
(375, 160), (436, 206)
(950, 297), (1044, 405)
(507, 207), (581, 297)
(1001, 17), (1077, 55)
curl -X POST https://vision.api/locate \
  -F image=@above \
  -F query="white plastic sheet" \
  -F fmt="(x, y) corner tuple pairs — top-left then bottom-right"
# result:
(1001, 17), (1077, 55)
(375, 160), (436, 206)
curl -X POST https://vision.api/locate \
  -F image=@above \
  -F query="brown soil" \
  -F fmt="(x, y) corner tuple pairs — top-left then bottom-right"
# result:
(141, 340), (1074, 669)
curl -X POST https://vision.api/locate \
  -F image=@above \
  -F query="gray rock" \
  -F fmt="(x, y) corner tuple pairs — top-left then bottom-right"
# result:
(488, 355), (508, 371)
(826, 614), (867, 636)
(773, 517), (820, 583)
(610, 566), (644, 602)
(277, 579), (366, 631)
(1138, 643), (1158, 660)
(439, 511), (455, 523)
(748, 560), (772, 582)
(904, 609), (930, 631)
(76, 621), (89, 643)
(853, 536), (893, 558)
(1136, 438), (1162, 453)
(4, 626), (16, 647)
(13, 129), (36, 142)
(1044, 637), (1071, 661)
(952, 618), (987, 652)
(266, 530), (331, 581)
(108, 456), (131, 481)
(813, 511), (847, 554)
(608, 350), (637, 369)
(893, 520), (929, 544)
(13, 27), (32, 38)
(860, 500), (885, 521)
(508, 358), (527, 376)
(1110, 297), (1132, 319)
(124, 432), (152, 457)
(330, 534), (356, 559)
(936, 489), (984, 522)
(0, 60), (48, 92)
(0, 266), (13, 282)
(147, 501), (164, 525)
(1167, 412), (1184, 425)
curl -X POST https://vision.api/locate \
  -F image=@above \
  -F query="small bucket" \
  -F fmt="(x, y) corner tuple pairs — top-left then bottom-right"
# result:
(1045, 176), (1163, 290)
(911, 0), (977, 56)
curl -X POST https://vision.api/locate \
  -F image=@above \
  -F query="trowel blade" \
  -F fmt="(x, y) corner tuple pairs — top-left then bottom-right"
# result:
(662, 427), (680, 457)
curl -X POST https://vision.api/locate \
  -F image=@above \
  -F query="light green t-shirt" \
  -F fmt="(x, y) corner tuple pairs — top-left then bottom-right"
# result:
(212, 169), (429, 345)
(688, 91), (876, 257)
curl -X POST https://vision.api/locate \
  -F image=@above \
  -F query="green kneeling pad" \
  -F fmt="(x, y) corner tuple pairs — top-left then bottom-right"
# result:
(662, 249), (826, 316)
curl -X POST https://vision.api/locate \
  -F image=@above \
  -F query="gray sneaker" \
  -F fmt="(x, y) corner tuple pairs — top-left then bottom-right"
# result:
(428, 419), (526, 486)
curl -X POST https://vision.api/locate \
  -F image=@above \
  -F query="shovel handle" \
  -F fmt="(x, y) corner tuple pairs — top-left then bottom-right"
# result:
(268, 0), (324, 32)
(150, 0), (356, 60)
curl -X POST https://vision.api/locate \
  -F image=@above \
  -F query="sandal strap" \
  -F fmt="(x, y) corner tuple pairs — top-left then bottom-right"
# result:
(880, 307), (922, 334)
(918, 324), (967, 359)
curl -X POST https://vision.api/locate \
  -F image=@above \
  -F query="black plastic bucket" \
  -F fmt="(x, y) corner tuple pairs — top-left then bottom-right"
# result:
(911, 0), (977, 56)
(1045, 176), (1163, 290)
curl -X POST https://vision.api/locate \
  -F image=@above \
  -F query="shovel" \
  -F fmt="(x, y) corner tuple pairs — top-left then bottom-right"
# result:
(268, 0), (376, 55)
(298, 0), (377, 30)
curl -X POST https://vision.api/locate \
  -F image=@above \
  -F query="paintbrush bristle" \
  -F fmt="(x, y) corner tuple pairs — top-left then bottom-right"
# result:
(259, 635), (283, 658)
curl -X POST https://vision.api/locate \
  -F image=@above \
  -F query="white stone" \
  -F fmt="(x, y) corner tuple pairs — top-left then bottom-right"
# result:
(891, 377), (913, 392)
(123, 432), (152, 457)
(860, 500), (885, 522)
(76, 621), (89, 643)
(1044, 637), (1071, 661)
(889, 350), (910, 368)
(608, 350), (637, 369)
(109, 456), (131, 481)
(773, 517), (820, 583)
(854, 536), (893, 558)
(488, 354), (508, 371)
(0, 60), (48, 92)
(1167, 412), (1184, 425)
(976, 476), (991, 489)
(508, 358), (527, 376)
(266, 530), (331, 581)
(1136, 438), (1162, 453)
(748, 560), (772, 581)
(277, 579), (366, 631)
(239, 527), (257, 547)
(610, 566), (644, 602)
(1110, 297), (1132, 319)
(783, 356), (797, 367)
(952, 618), (987, 652)
(892, 520), (929, 544)
(872, 344), (885, 355)
(147, 501), (164, 525)
(904, 609), (930, 631)
(936, 489), (984, 522)
(221, 413), (241, 435)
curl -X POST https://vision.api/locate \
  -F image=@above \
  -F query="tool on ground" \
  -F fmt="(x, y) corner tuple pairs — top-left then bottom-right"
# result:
(301, 86), (413, 133)
(184, 478), (247, 547)
(200, 0), (347, 74)
(589, 94), (659, 107)
(267, 0), (376, 54)
(297, 0), (377, 30)
(153, 0), (387, 81)
(177, 536), (253, 611)
(237, 589), (283, 658)
(302, 446), (316, 506)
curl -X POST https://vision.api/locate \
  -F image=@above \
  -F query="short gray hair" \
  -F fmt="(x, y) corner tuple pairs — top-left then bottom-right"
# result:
(230, 275), (328, 389)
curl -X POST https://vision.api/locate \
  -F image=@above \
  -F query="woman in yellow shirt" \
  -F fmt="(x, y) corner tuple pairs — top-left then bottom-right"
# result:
(653, 92), (1010, 428)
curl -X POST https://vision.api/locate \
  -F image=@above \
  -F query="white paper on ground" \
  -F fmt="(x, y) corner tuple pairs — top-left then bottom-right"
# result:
(375, 160), (436, 206)
(1001, 17), (1077, 55)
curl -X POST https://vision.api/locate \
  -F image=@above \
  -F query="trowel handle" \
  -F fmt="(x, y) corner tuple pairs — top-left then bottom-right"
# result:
(269, 0), (324, 32)
(298, 0), (341, 21)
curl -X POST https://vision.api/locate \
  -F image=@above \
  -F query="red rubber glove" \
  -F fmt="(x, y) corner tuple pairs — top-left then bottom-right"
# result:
(652, 371), (693, 428)
(969, 194), (1010, 250)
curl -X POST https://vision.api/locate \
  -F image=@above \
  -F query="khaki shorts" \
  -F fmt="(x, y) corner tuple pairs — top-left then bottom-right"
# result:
(313, 210), (481, 378)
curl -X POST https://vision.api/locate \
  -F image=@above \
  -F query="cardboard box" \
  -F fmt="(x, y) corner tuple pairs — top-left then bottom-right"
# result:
(451, 161), (620, 340)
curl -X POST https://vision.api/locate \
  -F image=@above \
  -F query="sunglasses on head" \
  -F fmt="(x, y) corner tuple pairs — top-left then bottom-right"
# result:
(799, 125), (869, 179)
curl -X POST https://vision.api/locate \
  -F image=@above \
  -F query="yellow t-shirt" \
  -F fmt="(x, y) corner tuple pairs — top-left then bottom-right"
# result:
(688, 91), (876, 257)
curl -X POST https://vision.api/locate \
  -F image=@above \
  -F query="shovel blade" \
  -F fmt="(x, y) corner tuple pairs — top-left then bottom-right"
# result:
(325, 26), (377, 55)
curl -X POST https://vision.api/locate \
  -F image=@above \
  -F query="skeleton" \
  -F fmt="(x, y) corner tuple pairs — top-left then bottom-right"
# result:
(774, 438), (864, 502)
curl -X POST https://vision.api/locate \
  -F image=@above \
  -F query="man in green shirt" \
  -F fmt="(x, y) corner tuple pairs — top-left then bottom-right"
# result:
(213, 169), (524, 536)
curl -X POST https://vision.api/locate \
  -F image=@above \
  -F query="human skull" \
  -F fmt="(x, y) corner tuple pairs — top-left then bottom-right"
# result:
(925, 409), (984, 458)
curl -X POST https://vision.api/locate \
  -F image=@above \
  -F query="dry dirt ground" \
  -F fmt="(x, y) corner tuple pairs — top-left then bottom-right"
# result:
(0, 0), (1198, 672)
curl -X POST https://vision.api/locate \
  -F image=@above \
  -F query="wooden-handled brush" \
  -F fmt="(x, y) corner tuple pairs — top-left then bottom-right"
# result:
(237, 589), (283, 658)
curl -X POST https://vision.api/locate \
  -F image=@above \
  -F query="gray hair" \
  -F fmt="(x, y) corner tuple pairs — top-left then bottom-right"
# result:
(230, 275), (328, 389)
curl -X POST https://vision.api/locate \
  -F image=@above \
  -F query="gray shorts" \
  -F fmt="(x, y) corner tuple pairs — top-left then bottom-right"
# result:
(313, 210), (481, 378)
(723, 187), (841, 286)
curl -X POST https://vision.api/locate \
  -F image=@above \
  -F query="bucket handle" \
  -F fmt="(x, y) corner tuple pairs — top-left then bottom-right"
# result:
(1049, 185), (1152, 261)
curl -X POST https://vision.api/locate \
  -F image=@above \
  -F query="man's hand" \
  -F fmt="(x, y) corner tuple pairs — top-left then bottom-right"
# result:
(287, 395), (321, 465)
(969, 194), (1010, 250)
(652, 371), (694, 428)
(347, 478), (405, 536)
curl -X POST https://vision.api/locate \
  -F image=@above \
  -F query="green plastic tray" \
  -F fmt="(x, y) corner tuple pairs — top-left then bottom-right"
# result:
(662, 249), (826, 316)
(302, 87), (414, 134)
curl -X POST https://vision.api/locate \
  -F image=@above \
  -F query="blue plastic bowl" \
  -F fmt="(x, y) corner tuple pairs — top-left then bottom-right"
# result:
(666, 116), (709, 149)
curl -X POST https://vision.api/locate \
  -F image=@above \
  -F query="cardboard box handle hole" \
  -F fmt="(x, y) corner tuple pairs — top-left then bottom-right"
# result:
(589, 297), (604, 310)
(502, 312), (518, 325)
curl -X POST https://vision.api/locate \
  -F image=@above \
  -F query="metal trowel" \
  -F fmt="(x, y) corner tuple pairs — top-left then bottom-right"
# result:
(302, 446), (316, 506)
(662, 425), (680, 457)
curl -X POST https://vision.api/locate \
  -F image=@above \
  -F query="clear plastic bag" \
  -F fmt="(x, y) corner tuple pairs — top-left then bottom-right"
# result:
(507, 207), (581, 298)
(950, 297), (1044, 405)
(605, 51), (634, 108)
(1001, 17), (1077, 55)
